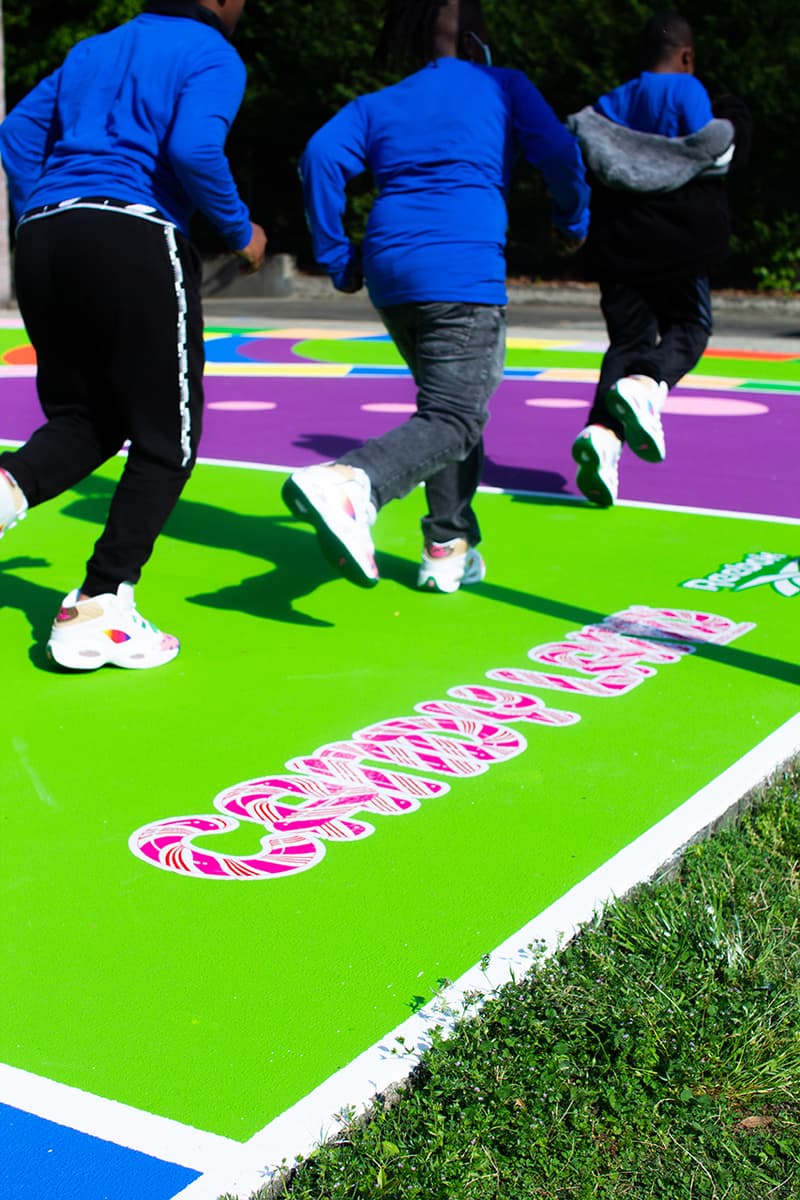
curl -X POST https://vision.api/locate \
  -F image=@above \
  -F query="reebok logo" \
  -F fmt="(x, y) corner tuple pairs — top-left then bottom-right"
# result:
(681, 551), (800, 598)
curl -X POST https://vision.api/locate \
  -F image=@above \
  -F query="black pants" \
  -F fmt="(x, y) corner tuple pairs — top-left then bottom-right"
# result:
(587, 273), (713, 440)
(0, 203), (204, 596)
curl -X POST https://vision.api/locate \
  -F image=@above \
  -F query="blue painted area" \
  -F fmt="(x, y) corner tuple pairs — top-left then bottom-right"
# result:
(203, 335), (248, 363)
(349, 366), (411, 376)
(0, 1104), (200, 1200)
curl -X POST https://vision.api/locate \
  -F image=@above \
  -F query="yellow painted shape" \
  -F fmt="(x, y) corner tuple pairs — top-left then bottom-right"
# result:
(675, 375), (747, 390)
(506, 337), (577, 350)
(203, 362), (351, 378)
(242, 326), (382, 341)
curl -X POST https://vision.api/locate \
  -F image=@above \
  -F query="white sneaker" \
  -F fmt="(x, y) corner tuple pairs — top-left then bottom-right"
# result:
(417, 538), (486, 593)
(47, 583), (180, 670)
(571, 425), (622, 507)
(282, 464), (378, 587)
(605, 375), (667, 462)
(0, 468), (28, 538)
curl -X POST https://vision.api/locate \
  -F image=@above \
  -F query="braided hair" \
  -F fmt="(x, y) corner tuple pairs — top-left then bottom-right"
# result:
(375, 0), (483, 71)
(375, 0), (445, 70)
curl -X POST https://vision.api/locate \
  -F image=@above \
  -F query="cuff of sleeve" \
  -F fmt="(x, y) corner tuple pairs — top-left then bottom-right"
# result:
(228, 218), (254, 253)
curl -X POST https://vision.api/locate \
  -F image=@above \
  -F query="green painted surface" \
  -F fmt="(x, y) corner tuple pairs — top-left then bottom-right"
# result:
(0, 329), (32, 358)
(1, 457), (798, 1141)
(289, 336), (800, 381)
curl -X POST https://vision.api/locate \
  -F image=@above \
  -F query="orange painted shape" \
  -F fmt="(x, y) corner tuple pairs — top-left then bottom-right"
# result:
(702, 348), (799, 362)
(3, 345), (37, 365)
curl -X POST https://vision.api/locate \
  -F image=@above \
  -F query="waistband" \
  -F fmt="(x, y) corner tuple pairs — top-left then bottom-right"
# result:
(19, 197), (171, 227)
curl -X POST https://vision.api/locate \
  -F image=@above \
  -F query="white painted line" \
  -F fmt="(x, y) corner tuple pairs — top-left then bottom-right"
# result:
(192, 454), (800, 526)
(4, 440), (797, 526)
(169, 714), (800, 1200)
(611, 495), (800, 524)
(0, 1063), (241, 1172)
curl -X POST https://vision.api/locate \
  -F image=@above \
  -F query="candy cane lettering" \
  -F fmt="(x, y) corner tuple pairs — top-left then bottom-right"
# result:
(487, 665), (648, 697)
(129, 813), (324, 880)
(419, 692), (580, 728)
(602, 606), (755, 645)
(285, 751), (449, 810)
(529, 626), (695, 675)
(355, 713), (526, 764)
(529, 640), (657, 677)
(572, 626), (694, 664)
(129, 604), (756, 881)
(218, 778), (381, 841)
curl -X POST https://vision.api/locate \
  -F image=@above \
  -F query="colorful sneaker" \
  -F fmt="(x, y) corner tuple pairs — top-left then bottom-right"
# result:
(417, 538), (486, 593)
(571, 424), (622, 507)
(605, 375), (667, 462)
(47, 583), (180, 671)
(282, 464), (378, 587)
(0, 468), (28, 538)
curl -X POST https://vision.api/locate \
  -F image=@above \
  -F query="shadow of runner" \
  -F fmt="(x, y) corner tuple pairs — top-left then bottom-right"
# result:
(57, 475), (418, 624)
(291, 435), (574, 500)
(0, 557), (68, 670)
(468, 577), (800, 686)
(42, 478), (800, 687)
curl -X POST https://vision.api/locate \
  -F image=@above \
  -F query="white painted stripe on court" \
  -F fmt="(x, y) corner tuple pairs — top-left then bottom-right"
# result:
(169, 714), (800, 1200)
(0, 443), (796, 527)
(194, 453), (800, 526)
(0, 1063), (241, 1171)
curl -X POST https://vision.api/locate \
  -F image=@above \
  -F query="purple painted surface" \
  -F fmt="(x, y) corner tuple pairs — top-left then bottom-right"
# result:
(2, 369), (797, 518)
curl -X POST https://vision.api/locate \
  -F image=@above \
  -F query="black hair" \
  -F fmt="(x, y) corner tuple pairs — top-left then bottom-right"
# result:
(640, 11), (694, 70)
(375, 0), (483, 71)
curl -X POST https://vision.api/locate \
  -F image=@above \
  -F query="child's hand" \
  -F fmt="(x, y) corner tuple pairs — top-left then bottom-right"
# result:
(337, 268), (364, 294)
(236, 223), (268, 274)
(551, 226), (586, 256)
(336, 246), (364, 293)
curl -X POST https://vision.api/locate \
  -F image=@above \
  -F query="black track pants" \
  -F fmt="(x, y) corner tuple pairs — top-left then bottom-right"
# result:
(0, 203), (205, 596)
(587, 273), (712, 439)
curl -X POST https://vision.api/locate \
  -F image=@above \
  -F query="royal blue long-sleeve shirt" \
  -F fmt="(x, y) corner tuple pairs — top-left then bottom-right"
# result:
(0, 4), (252, 249)
(300, 57), (590, 308)
(595, 71), (714, 137)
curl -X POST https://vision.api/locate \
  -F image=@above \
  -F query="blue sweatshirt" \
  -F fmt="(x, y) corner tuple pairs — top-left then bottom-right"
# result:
(0, 5), (252, 249)
(595, 72), (714, 138)
(300, 57), (590, 308)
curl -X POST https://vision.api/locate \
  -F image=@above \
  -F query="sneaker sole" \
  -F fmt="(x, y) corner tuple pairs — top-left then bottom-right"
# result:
(47, 639), (180, 671)
(572, 441), (615, 508)
(605, 392), (665, 463)
(417, 552), (486, 593)
(282, 476), (378, 589)
(0, 510), (25, 539)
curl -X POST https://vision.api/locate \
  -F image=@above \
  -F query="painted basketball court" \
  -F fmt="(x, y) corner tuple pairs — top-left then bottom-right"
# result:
(2, 309), (799, 1199)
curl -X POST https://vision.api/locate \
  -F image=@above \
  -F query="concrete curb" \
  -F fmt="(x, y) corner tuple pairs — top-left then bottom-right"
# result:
(200, 253), (800, 314)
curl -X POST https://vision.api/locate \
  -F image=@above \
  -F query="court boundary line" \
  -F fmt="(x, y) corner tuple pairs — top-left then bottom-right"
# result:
(1, 440), (797, 526)
(0, 1063), (240, 1171)
(191, 452), (800, 527)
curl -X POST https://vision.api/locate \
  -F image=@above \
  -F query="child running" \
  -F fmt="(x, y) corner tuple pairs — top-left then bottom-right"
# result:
(0, 0), (266, 669)
(283, 0), (590, 592)
(567, 11), (750, 506)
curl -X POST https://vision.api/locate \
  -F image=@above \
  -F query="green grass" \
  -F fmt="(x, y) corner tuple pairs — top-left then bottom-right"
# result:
(244, 761), (800, 1200)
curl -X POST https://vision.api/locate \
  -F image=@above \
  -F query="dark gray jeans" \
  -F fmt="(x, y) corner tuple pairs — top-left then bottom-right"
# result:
(340, 301), (506, 545)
